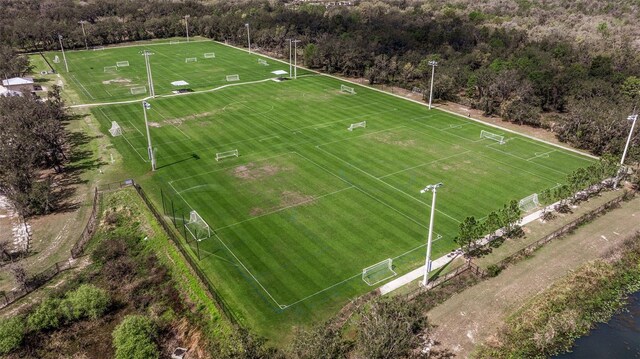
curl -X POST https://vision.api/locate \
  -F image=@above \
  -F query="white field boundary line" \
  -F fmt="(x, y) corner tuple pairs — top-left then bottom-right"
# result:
(69, 73), (95, 100)
(24, 39), (211, 56)
(214, 39), (599, 161)
(378, 150), (472, 179)
(315, 143), (462, 224)
(526, 150), (557, 161)
(484, 142), (568, 176)
(149, 107), (191, 139)
(167, 180), (287, 309)
(97, 108), (148, 162)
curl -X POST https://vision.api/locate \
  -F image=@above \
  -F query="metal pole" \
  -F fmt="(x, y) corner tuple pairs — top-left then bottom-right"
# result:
(58, 35), (69, 73)
(143, 101), (156, 171)
(245, 23), (251, 53)
(421, 182), (443, 287)
(80, 21), (88, 50)
(293, 40), (301, 79)
(620, 114), (638, 166)
(288, 39), (292, 78)
(428, 61), (437, 110)
(142, 50), (155, 98)
(185, 15), (190, 42)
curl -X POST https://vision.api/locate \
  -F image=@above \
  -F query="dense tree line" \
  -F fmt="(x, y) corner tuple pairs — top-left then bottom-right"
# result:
(1, 0), (637, 162)
(0, 88), (67, 216)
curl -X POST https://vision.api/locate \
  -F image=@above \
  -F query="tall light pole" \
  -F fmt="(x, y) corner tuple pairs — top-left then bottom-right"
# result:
(58, 34), (69, 73)
(143, 101), (156, 171)
(428, 60), (438, 109)
(292, 39), (301, 79)
(615, 113), (638, 188)
(245, 23), (251, 53)
(420, 182), (443, 287)
(141, 50), (155, 98)
(286, 38), (292, 78)
(184, 15), (190, 42)
(79, 21), (89, 50)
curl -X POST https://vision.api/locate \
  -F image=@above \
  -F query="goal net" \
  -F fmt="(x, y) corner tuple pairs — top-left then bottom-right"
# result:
(226, 74), (240, 82)
(216, 149), (239, 161)
(258, 58), (268, 66)
(109, 121), (122, 137)
(185, 210), (211, 242)
(480, 130), (505, 144)
(362, 258), (397, 286)
(185, 57), (197, 63)
(116, 61), (129, 67)
(348, 121), (366, 131)
(411, 87), (423, 94)
(340, 84), (356, 94)
(130, 86), (147, 95)
(53, 55), (60, 63)
(204, 52), (216, 58)
(104, 66), (117, 73)
(518, 193), (540, 212)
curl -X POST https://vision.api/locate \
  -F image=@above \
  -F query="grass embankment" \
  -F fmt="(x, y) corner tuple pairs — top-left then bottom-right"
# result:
(476, 231), (640, 358)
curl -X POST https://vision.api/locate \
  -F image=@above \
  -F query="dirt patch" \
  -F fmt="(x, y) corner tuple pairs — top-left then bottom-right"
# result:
(369, 132), (416, 148)
(427, 196), (640, 358)
(101, 78), (132, 85)
(0, 194), (30, 253)
(148, 122), (162, 128)
(280, 191), (315, 207)
(161, 111), (218, 127)
(250, 207), (265, 216)
(232, 163), (289, 180)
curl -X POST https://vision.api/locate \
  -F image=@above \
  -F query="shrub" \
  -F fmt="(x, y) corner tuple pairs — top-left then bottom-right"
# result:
(61, 284), (110, 321)
(112, 315), (159, 359)
(487, 264), (502, 277)
(0, 316), (25, 355)
(27, 297), (62, 331)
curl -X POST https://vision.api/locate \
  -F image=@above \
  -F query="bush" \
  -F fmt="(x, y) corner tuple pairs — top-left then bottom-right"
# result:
(61, 284), (110, 321)
(487, 264), (503, 277)
(112, 315), (159, 359)
(0, 316), (25, 355)
(27, 297), (62, 331)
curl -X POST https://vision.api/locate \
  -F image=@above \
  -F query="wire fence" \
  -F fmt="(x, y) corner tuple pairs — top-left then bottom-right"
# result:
(0, 259), (74, 310)
(70, 187), (101, 259)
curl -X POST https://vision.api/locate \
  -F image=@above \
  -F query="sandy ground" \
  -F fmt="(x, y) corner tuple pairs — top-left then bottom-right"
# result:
(427, 196), (640, 358)
(0, 194), (30, 253)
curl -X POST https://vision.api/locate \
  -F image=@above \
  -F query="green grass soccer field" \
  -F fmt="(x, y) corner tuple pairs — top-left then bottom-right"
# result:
(48, 39), (595, 341)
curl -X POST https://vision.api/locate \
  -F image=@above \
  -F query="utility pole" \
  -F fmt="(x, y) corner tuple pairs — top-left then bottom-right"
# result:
(293, 39), (301, 79)
(428, 60), (438, 110)
(143, 101), (156, 171)
(286, 38), (292, 78)
(420, 182), (443, 287)
(615, 113), (638, 188)
(141, 50), (155, 98)
(245, 23), (251, 53)
(79, 21), (89, 50)
(58, 35), (69, 73)
(184, 15), (190, 42)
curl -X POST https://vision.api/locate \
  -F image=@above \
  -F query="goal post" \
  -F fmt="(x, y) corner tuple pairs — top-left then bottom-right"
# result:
(185, 57), (198, 63)
(185, 210), (211, 242)
(215, 149), (239, 161)
(480, 130), (505, 144)
(258, 58), (268, 66)
(348, 121), (366, 131)
(203, 52), (216, 58)
(104, 66), (117, 73)
(226, 74), (240, 82)
(518, 193), (540, 212)
(116, 61), (129, 67)
(130, 86), (147, 95)
(340, 84), (356, 95)
(362, 258), (397, 286)
(109, 121), (122, 137)
(53, 55), (60, 63)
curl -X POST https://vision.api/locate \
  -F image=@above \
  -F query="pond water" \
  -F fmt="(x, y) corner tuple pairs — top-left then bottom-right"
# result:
(555, 291), (640, 358)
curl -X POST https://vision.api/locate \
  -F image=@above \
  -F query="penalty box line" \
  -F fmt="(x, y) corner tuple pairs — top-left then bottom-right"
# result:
(167, 180), (287, 309)
(98, 108), (149, 163)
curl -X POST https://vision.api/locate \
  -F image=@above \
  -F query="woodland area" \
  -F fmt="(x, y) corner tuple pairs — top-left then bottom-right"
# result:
(0, 0), (639, 162)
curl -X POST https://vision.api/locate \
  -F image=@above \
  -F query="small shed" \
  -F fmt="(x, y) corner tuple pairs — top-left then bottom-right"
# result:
(2, 77), (34, 94)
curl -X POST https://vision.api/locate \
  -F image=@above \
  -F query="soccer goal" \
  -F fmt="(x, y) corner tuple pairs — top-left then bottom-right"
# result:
(116, 61), (129, 67)
(185, 57), (197, 63)
(130, 86), (147, 95)
(104, 66), (117, 73)
(411, 86), (423, 94)
(258, 58), (268, 66)
(362, 258), (397, 286)
(519, 193), (540, 212)
(480, 130), (505, 144)
(53, 55), (60, 63)
(204, 52), (216, 58)
(226, 74), (240, 82)
(348, 121), (366, 131)
(109, 121), (122, 137)
(216, 149), (239, 161)
(185, 210), (211, 242)
(340, 84), (356, 95)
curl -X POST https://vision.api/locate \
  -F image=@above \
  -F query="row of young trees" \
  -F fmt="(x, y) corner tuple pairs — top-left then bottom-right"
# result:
(0, 87), (67, 216)
(1, 0), (638, 163)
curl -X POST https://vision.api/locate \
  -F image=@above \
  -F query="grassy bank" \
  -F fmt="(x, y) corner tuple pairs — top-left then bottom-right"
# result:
(475, 231), (640, 358)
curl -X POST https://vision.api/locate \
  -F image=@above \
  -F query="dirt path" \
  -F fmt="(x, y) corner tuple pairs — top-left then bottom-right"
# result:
(427, 196), (640, 358)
